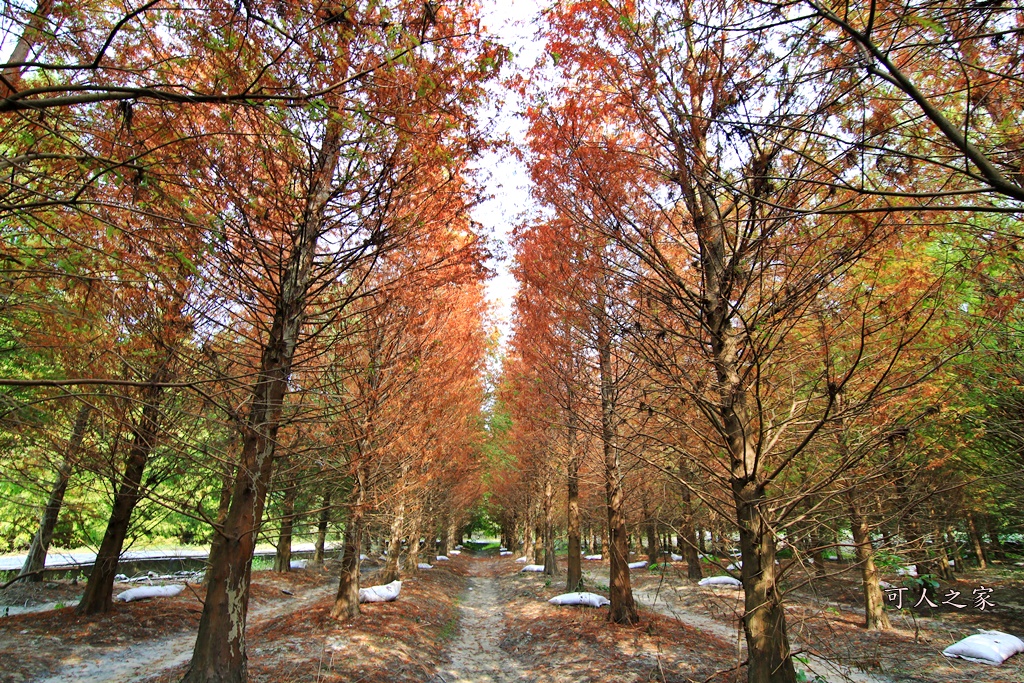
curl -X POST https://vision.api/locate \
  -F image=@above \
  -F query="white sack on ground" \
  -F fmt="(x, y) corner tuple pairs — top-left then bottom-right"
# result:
(115, 584), (186, 602)
(417, 563), (433, 569)
(549, 592), (610, 608)
(290, 559), (308, 569)
(943, 631), (1024, 665)
(726, 562), (742, 571)
(521, 564), (545, 572)
(515, 556), (529, 563)
(359, 580), (402, 603)
(699, 576), (742, 588)
(670, 553), (683, 562)
(449, 550), (461, 555)
(359, 553), (369, 561)
(435, 555), (449, 561)
(583, 554), (602, 561)
(628, 561), (647, 569)
(499, 551), (513, 556)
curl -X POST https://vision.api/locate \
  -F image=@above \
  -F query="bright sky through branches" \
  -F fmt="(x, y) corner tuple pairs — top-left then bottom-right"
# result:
(473, 0), (545, 346)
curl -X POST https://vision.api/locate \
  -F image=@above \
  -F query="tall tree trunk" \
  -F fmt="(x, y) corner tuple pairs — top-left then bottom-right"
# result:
(77, 376), (166, 615)
(313, 489), (332, 566)
(182, 117), (345, 683)
(21, 401), (91, 581)
(379, 476), (408, 584)
(273, 476), (297, 572)
(848, 494), (890, 631)
(967, 513), (987, 569)
(205, 464), (236, 586)
(646, 519), (659, 566)
(543, 476), (559, 576)
(678, 461), (702, 581)
(566, 411), (582, 591)
(331, 463), (366, 621)
(596, 287), (637, 625)
(406, 506), (422, 575)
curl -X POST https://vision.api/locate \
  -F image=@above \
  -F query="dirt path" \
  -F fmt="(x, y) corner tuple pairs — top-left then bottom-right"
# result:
(436, 559), (522, 683)
(32, 583), (325, 683)
(633, 583), (891, 683)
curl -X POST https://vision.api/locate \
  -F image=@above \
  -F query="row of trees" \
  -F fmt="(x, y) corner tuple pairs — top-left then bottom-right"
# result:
(493, 1), (1024, 683)
(0, 2), (499, 682)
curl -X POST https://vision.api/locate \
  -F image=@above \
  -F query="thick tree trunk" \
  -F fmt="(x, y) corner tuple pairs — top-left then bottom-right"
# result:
(273, 478), (297, 572)
(313, 489), (332, 566)
(596, 288), (637, 625)
(331, 467), (365, 621)
(406, 508), (422, 575)
(21, 401), (91, 581)
(181, 117), (345, 683)
(736, 484), (796, 683)
(848, 495), (890, 630)
(77, 378), (166, 615)
(205, 465), (236, 586)
(379, 483), (407, 584)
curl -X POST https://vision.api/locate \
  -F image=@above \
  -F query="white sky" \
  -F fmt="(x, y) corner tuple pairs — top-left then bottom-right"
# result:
(472, 0), (547, 346)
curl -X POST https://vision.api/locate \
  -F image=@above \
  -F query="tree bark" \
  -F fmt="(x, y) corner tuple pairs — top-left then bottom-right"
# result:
(313, 489), (332, 566)
(379, 475), (407, 584)
(181, 117), (345, 683)
(21, 401), (91, 581)
(331, 463), (366, 621)
(848, 494), (890, 630)
(646, 520), (659, 566)
(273, 476), (297, 573)
(677, 462), (702, 581)
(0, 0), (53, 97)
(543, 476), (559, 576)
(596, 286), (637, 625)
(77, 376), (166, 615)
(967, 513), (987, 569)
(566, 412), (582, 590)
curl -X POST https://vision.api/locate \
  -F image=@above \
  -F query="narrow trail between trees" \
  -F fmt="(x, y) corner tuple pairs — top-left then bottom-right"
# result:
(632, 583), (891, 683)
(436, 558), (522, 683)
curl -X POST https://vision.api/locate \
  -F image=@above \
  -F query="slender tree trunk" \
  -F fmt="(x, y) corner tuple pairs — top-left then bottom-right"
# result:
(678, 464), (702, 581)
(331, 463), (366, 621)
(596, 287), (637, 625)
(273, 477), (297, 572)
(566, 419), (582, 590)
(21, 401), (91, 581)
(848, 494), (890, 630)
(543, 477), (559, 576)
(967, 513), (987, 569)
(182, 117), (345, 683)
(313, 489), (332, 566)
(205, 464), (236, 586)
(646, 520), (659, 566)
(77, 377), (166, 615)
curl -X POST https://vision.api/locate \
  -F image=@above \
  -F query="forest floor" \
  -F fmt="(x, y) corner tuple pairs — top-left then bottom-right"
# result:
(0, 551), (1021, 682)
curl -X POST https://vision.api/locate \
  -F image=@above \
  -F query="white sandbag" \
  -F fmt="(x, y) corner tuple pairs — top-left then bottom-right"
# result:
(515, 556), (530, 563)
(670, 553), (683, 562)
(942, 631), (1024, 665)
(290, 559), (308, 569)
(548, 592), (610, 608)
(435, 555), (449, 561)
(115, 584), (186, 602)
(359, 580), (402, 603)
(417, 563), (433, 569)
(628, 560), (648, 569)
(448, 550), (461, 555)
(699, 576), (742, 588)
(727, 562), (742, 571)
(499, 550), (513, 556)
(521, 564), (545, 572)
(455, 544), (464, 550)
(359, 553), (369, 560)
(499, 546), (508, 551)
(583, 554), (602, 561)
